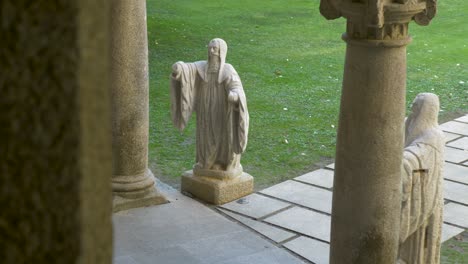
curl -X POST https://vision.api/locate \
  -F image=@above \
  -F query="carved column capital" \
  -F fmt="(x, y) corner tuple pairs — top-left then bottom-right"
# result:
(320, 0), (436, 40)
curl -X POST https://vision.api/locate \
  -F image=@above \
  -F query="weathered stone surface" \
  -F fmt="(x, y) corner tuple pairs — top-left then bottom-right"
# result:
(444, 146), (468, 163)
(441, 224), (464, 243)
(284, 236), (330, 264)
(440, 121), (468, 135)
(181, 171), (253, 205)
(220, 193), (290, 219)
(325, 163), (335, 169)
(114, 198), (242, 254)
(399, 93), (445, 264)
(113, 186), (168, 212)
(294, 169), (334, 189)
(444, 132), (462, 143)
(170, 39), (248, 178)
(114, 255), (139, 264)
(447, 137), (468, 150)
(110, 0), (167, 210)
(219, 209), (296, 243)
(130, 246), (204, 264)
(320, 1), (438, 261)
(444, 180), (468, 205)
(444, 203), (468, 228)
(180, 230), (276, 264)
(444, 163), (468, 185)
(264, 206), (331, 242)
(260, 180), (332, 213)
(320, 0), (436, 37)
(217, 248), (306, 264)
(455, 115), (468, 124)
(170, 38), (252, 204)
(1, 1), (113, 263)
(114, 193), (305, 263)
(325, 19), (409, 264)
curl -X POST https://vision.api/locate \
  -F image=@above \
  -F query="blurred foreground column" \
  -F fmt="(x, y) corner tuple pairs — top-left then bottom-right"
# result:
(319, 1), (436, 263)
(1, 1), (112, 262)
(111, 0), (167, 212)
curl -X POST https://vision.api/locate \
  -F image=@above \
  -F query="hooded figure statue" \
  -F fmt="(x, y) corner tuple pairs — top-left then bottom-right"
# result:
(170, 38), (249, 179)
(398, 93), (445, 264)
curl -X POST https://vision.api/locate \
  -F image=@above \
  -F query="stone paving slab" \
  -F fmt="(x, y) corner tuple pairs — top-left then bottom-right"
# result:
(283, 236), (330, 264)
(447, 136), (468, 150)
(123, 210), (242, 252)
(180, 230), (282, 264)
(217, 248), (306, 264)
(442, 223), (465, 242)
(114, 186), (304, 264)
(264, 206), (331, 242)
(444, 203), (468, 228)
(294, 169), (334, 189)
(129, 245), (204, 264)
(445, 146), (468, 163)
(444, 163), (468, 185)
(444, 132), (463, 142)
(455, 115), (468, 123)
(444, 180), (468, 205)
(220, 193), (291, 219)
(219, 208), (296, 243)
(114, 255), (139, 264)
(259, 180), (332, 214)
(440, 121), (468, 135)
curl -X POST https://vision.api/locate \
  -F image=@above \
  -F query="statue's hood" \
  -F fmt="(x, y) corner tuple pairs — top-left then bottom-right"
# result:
(196, 38), (228, 83)
(405, 93), (440, 146)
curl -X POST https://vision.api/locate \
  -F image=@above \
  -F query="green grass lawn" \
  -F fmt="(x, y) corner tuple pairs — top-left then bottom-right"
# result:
(147, 0), (467, 189)
(147, 1), (467, 261)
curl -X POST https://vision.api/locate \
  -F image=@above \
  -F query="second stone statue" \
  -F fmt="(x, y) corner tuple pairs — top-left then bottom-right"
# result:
(170, 38), (253, 204)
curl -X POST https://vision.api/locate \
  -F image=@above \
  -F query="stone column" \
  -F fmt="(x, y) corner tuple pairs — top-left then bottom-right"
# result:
(111, 0), (167, 212)
(1, 1), (112, 262)
(319, 1), (436, 263)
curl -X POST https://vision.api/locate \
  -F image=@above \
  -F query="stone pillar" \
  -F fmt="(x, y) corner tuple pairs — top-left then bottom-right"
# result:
(319, 1), (436, 263)
(1, 1), (112, 262)
(110, 0), (167, 212)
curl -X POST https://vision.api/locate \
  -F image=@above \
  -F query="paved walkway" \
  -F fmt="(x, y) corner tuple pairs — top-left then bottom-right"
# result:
(113, 115), (467, 264)
(113, 180), (306, 264)
(218, 114), (468, 264)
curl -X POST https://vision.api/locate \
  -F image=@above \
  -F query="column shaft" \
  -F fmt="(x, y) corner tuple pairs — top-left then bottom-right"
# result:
(110, 0), (166, 210)
(330, 36), (409, 263)
(320, 1), (437, 263)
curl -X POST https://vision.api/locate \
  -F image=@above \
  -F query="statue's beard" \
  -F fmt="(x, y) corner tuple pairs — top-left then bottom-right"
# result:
(208, 56), (220, 72)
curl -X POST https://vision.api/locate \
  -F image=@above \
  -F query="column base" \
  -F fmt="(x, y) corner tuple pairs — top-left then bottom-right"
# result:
(113, 187), (168, 212)
(181, 170), (254, 205)
(112, 169), (168, 212)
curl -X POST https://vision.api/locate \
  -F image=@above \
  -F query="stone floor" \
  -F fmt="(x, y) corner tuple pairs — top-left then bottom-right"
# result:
(218, 114), (468, 264)
(113, 181), (307, 264)
(113, 115), (467, 264)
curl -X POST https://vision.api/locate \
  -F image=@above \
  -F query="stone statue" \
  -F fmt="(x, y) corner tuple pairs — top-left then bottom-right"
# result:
(170, 38), (252, 204)
(398, 93), (444, 264)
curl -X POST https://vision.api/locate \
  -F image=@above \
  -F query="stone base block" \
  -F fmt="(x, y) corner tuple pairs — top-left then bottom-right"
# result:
(181, 170), (254, 205)
(113, 188), (168, 212)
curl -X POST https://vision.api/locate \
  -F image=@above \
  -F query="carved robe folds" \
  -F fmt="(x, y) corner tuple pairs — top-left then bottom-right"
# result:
(170, 39), (253, 204)
(399, 93), (444, 264)
(170, 61), (249, 178)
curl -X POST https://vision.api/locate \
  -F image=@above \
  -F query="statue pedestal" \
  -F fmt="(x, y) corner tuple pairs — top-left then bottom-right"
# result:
(181, 170), (253, 205)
